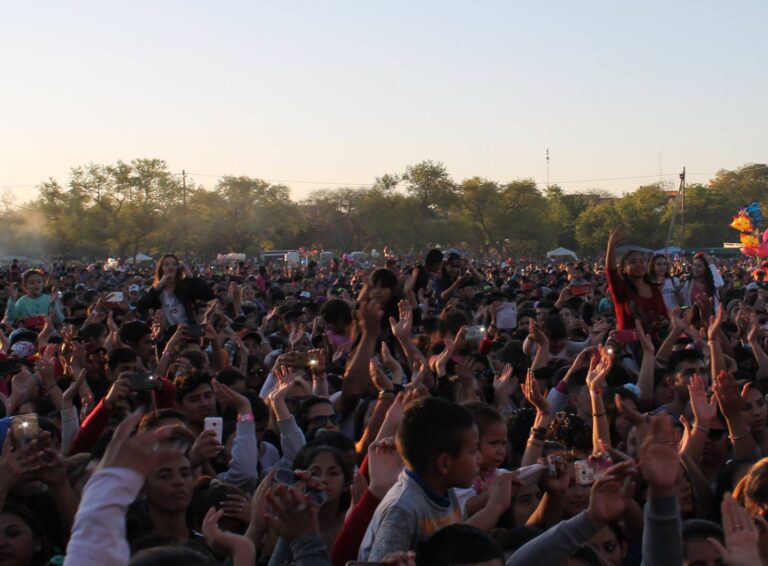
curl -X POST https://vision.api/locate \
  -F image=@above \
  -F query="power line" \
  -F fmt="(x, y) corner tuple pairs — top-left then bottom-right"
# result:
(4, 163), (767, 193)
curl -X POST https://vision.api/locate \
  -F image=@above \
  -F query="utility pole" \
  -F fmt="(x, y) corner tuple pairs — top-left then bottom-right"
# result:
(663, 166), (686, 255)
(679, 167), (686, 248)
(182, 169), (189, 262)
(546, 148), (550, 188)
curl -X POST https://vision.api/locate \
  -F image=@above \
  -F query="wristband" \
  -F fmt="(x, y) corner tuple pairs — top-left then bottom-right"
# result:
(591, 412), (606, 418)
(237, 413), (255, 423)
(530, 427), (547, 441)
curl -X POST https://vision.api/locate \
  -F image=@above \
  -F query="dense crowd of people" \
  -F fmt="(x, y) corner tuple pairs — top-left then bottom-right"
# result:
(1, 229), (768, 566)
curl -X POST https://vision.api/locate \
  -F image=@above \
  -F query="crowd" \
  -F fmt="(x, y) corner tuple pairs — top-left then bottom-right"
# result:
(1, 228), (768, 566)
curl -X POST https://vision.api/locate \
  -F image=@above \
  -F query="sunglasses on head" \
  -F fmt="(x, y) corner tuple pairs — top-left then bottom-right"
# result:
(307, 413), (343, 428)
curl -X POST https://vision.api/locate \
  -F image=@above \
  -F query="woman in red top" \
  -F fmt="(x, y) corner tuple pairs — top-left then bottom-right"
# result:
(605, 226), (669, 337)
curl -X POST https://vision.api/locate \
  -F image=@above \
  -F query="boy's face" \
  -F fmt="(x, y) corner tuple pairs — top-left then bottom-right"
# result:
(446, 426), (481, 489)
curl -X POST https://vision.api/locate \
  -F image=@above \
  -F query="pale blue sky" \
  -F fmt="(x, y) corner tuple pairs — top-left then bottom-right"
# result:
(1, 1), (766, 202)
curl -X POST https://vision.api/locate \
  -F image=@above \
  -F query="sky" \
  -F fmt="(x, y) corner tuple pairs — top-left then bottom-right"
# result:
(1, 0), (766, 204)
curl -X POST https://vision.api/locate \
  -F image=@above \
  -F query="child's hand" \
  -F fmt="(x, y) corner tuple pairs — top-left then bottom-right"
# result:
(368, 437), (404, 499)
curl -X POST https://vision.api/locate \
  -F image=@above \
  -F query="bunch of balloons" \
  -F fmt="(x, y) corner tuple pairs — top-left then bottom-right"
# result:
(730, 202), (768, 257)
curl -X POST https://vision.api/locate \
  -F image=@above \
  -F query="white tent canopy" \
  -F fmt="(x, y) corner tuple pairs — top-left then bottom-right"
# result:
(654, 246), (682, 255)
(546, 247), (578, 259)
(125, 253), (153, 264)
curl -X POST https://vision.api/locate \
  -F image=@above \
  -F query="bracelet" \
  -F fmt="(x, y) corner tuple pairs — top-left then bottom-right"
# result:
(378, 390), (396, 400)
(45, 382), (59, 395)
(526, 438), (544, 445)
(730, 428), (751, 442)
(591, 412), (606, 417)
(530, 427), (547, 441)
(536, 411), (546, 418)
(590, 387), (604, 397)
(237, 413), (255, 423)
(693, 425), (710, 433)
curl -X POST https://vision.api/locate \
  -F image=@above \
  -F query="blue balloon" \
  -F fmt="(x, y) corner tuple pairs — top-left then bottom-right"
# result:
(746, 202), (763, 226)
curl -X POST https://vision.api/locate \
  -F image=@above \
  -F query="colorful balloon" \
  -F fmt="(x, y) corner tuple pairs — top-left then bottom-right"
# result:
(730, 213), (754, 232)
(757, 242), (768, 258)
(740, 233), (759, 248)
(746, 202), (763, 226)
(742, 246), (758, 257)
(764, 229), (768, 243)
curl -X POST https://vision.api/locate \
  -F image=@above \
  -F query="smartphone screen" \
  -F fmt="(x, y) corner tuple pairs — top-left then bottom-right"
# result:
(11, 414), (39, 447)
(127, 372), (158, 391)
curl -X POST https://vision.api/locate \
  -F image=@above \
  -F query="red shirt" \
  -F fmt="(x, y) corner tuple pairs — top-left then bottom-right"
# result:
(606, 269), (668, 333)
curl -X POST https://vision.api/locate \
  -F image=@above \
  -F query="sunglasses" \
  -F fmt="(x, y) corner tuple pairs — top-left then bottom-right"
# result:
(272, 468), (327, 506)
(286, 395), (310, 408)
(306, 413), (343, 428)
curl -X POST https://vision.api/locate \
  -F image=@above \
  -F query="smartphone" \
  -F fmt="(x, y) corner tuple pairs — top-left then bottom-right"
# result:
(464, 325), (486, 342)
(569, 285), (590, 296)
(614, 329), (639, 344)
(204, 416), (223, 443)
(299, 290), (311, 299)
(106, 291), (124, 303)
(127, 372), (159, 391)
(496, 302), (517, 330)
(574, 460), (595, 485)
(22, 315), (46, 330)
(11, 413), (39, 447)
(186, 324), (205, 338)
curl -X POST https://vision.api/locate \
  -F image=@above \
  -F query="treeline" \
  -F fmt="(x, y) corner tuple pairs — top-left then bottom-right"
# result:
(2, 159), (766, 260)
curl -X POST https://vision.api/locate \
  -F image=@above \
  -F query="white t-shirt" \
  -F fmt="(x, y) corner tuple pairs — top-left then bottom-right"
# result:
(660, 277), (681, 311)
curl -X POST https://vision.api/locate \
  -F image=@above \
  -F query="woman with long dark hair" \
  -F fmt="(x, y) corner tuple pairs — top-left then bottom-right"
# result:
(605, 227), (668, 335)
(647, 254), (681, 311)
(681, 252), (723, 310)
(137, 254), (215, 327)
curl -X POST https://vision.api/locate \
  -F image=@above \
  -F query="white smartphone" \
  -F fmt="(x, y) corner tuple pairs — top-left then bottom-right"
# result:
(106, 291), (124, 303)
(204, 416), (223, 443)
(496, 302), (518, 330)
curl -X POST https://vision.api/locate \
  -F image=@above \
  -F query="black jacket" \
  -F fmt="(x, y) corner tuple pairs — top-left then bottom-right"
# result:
(136, 277), (215, 323)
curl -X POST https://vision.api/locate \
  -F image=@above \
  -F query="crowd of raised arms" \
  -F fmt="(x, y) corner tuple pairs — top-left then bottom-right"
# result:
(2, 226), (768, 566)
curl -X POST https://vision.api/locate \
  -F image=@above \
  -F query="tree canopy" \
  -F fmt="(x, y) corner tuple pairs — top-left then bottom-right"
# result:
(4, 159), (766, 260)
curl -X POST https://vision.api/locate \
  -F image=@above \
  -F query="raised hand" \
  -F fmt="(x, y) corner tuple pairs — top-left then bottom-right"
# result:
(493, 363), (518, 399)
(61, 369), (87, 409)
(202, 507), (255, 561)
(688, 373), (717, 426)
(369, 358), (394, 392)
(587, 461), (636, 525)
(707, 494), (761, 566)
(522, 368), (549, 415)
(358, 301), (384, 337)
(637, 415), (681, 497)
(588, 346), (613, 391)
(368, 437), (404, 499)
(713, 371), (744, 420)
(434, 329), (462, 376)
(389, 299), (413, 341)
(266, 482), (320, 541)
(528, 319), (548, 346)
(636, 319), (655, 355)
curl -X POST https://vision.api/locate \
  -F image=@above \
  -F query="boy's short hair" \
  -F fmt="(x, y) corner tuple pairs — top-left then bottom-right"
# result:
(463, 401), (504, 436)
(174, 371), (213, 404)
(418, 524), (504, 566)
(138, 408), (187, 432)
(682, 519), (723, 558)
(320, 299), (353, 326)
(119, 321), (151, 345)
(666, 348), (705, 375)
(80, 322), (107, 341)
(397, 397), (475, 475)
(106, 347), (139, 370)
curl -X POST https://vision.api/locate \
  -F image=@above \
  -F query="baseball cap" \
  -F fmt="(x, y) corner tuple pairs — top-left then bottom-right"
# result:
(128, 284), (140, 293)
